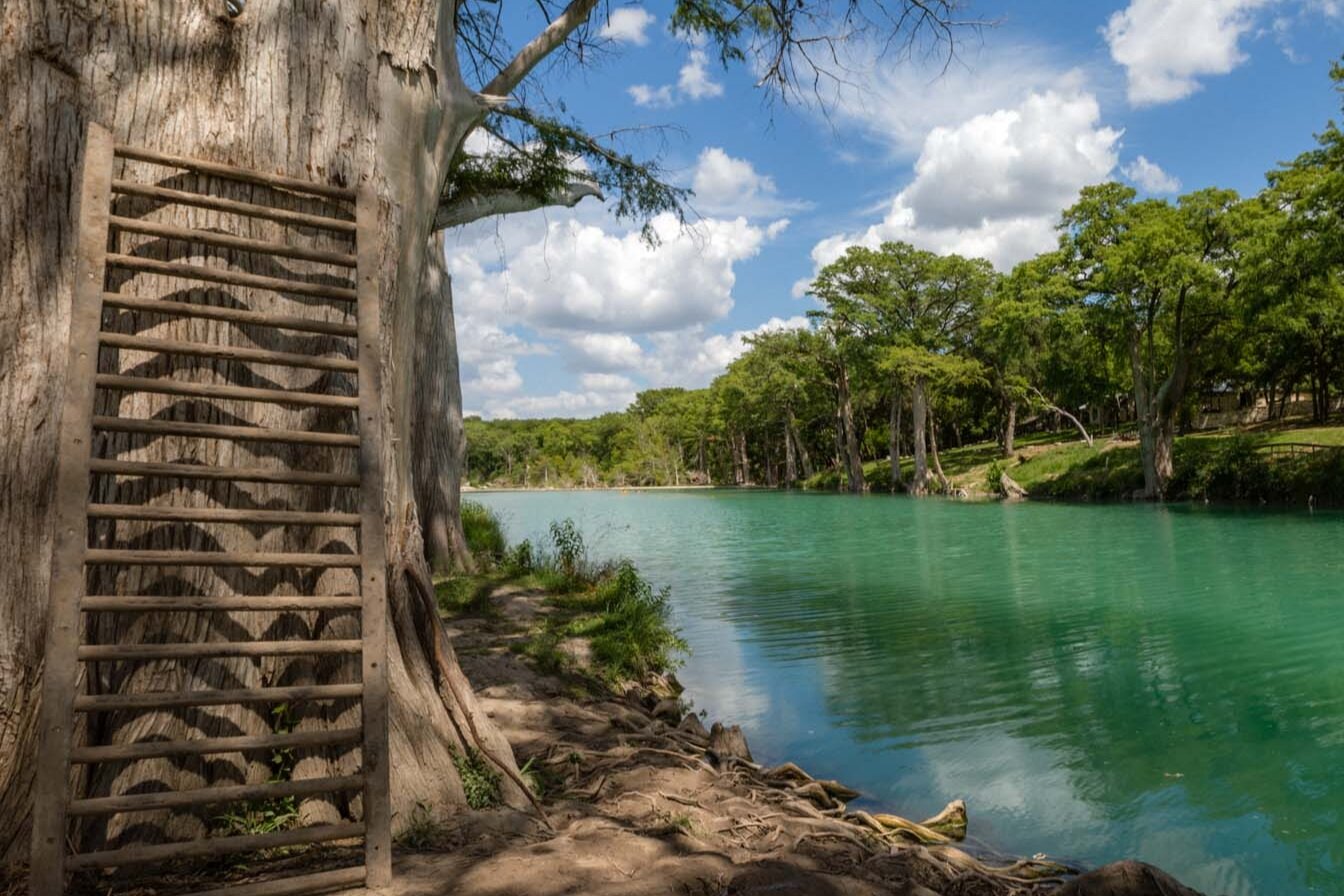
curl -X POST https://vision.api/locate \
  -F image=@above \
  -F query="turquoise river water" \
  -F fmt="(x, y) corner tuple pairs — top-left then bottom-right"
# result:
(473, 490), (1344, 895)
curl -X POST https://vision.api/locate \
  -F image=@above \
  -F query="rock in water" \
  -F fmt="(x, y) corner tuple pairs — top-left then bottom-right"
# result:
(707, 722), (754, 764)
(1057, 861), (1205, 896)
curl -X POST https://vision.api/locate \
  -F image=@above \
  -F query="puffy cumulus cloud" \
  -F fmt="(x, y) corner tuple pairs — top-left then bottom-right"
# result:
(678, 48), (724, 100)
(630, 46), (724, 107)
(565, 332), (646, 372)
(643, 316), (811, 387)
(599, 6), (655, 45)
(1122, 155), (1182, 194)
(446, 204), (794, 418)
(457, 211), (786, 334)
(800, 88), (1120, 285)
(1104, 0), (1272, 106)
(690, 147), (809, 218)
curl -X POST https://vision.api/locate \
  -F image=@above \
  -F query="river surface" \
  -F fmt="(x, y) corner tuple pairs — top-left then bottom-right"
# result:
(473, 489), (1344, 895)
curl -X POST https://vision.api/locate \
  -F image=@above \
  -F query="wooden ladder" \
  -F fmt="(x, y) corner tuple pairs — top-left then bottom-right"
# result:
(31, 123), (391, 895)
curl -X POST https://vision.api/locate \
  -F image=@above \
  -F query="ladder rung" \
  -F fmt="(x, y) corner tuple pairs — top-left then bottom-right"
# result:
(80, 595), (363, 612)
(71, 727), (363, 764)
(112, 180), (357, 235)
(103, 294), (358, 337)
(114, 143), (358, 201)
(96, 374), (358, 410)
(193, 866), (366, 896)
(89, 459), (360, 486)
(84, 548), (361, 568)
(74, 683), (363, 712)
(93, 416), (359, 447)
(66, 821), (365, 869)
(87, 504), (361, 526)
(77, 640), (363, 661)
(107, 253), (357, 302)
(100, 331), (358, 372)
(68, 774), (364, 816)
(109, 216), (358, 268)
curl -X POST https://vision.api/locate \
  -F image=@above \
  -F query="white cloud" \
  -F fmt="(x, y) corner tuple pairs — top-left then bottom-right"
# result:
(678, 48), (724, 100)
(1122, 155), (1182, 193)
(801, 88), (1121, 285)
(600, 7), (655, 45)
(690, 147), (808, 218)
(566, 333), (646, 372)
(823, 42), (1087, 157)
(628, 84), (675, 107)
(630, 46), (724, 107)
(456, 212), (783, 334)
(1104, 0), (1272, 106)
(643, 316), (811, 387)
(445, 202), (794, 418)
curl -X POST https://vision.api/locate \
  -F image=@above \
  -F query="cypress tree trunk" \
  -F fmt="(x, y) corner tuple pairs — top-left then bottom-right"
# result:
(888, 391), (902, 492)
(784, 421), (798, 484)
(0, 0), (525, 860)
(910, 379), (931, 495)
(1001, 401), (1016, 457)
(836, 364), (865, 493)
(413, 233), (474, 574)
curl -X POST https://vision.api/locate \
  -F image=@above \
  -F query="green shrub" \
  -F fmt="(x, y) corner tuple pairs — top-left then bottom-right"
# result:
(985, 460), (1005, 494)
(461, 501), (507, 562)
(548, 518), (585, 579)
(587, 561), (688, 681)
(1170, 437), (1271, 500)
(505, 538), (536, 575)
(449, 746), (502, 809)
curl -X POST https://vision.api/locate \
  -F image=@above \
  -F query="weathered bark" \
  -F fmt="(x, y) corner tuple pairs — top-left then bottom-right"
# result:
(927, 406), (950, 493)
(836, 363), (865, 494)
(0, 0), (526, 861)
(910, 379), (931, 495)
(783, 421), (798, 484)
(412, 233), (474, 574)
(1001, 401), (1016, 458)
(788, 411), (814, 480)
(889, 391), (903, 492)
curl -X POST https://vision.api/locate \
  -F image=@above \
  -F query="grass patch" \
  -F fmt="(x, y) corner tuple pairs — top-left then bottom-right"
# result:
(450, 746), (502, 810)
(461, 500), (508, 563)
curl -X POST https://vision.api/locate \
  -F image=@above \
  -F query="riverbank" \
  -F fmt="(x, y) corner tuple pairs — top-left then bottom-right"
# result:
(413, 574), (1205, 896)
(803, 421), (1344, 506)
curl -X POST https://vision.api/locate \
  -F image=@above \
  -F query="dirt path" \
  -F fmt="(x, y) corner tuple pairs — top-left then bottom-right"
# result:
(382, 587), (1204, 896)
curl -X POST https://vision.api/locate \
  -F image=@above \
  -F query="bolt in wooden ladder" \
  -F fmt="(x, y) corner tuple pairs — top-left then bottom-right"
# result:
(32, 123), (391, 895)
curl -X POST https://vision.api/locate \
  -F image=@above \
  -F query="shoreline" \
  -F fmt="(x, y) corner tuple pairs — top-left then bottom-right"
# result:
(410, 581), (1206, 896)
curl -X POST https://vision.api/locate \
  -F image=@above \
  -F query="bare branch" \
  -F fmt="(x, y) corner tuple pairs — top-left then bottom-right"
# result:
(482, 0), (602, 97)
(433, 180), (603, 230)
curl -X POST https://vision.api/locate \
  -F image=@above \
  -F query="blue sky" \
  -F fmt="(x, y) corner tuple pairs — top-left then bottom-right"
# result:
(448, 0), (1344, 419)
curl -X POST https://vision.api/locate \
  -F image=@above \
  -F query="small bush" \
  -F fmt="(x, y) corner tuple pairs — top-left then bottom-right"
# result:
(588, 561), (688, 681)
(985, 460), (1005, 494)
(461, 501), (507, 563)
(449, 746), (502, 810)
(505, 538), (536, 575)
(548, 519), (585, 579)
(1171, 437), (1271, 500)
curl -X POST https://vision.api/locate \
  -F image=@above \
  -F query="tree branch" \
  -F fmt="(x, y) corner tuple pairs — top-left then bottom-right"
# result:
(482, 0), (602, 97)
(433, 180), (603, 230)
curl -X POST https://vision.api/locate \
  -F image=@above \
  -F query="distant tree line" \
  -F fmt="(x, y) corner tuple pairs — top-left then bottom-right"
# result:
(466, 63), (1344, 499)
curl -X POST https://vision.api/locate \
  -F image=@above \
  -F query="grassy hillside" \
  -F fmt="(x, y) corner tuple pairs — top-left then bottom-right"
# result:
(803, 421), (1344, 506)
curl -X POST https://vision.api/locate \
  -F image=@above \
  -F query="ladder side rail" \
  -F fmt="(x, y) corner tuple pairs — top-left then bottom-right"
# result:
(30, 121), (116, 896)
(355, 186), (392, 888)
